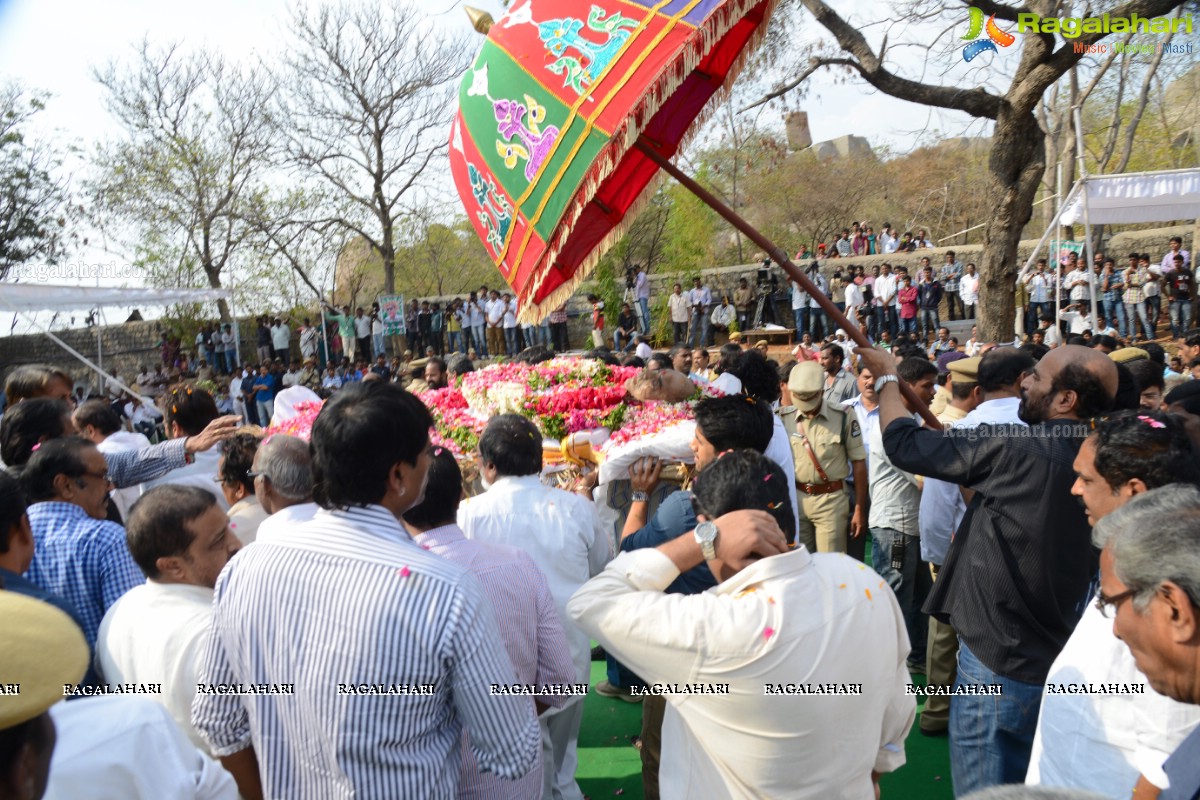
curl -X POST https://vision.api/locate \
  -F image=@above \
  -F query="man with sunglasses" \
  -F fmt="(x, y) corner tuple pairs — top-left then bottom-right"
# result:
(1027, 412), (1200, 798)
(20, 436), (142, 649)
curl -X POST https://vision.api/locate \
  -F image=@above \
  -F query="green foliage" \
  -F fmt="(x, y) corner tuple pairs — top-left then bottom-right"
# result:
(0, 84), (70, 278)
(661, 180), (717, 276)
(598, 403), (626, 431)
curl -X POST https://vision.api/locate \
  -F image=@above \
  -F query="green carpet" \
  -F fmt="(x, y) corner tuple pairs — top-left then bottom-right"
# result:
(576, 661), (952, 800)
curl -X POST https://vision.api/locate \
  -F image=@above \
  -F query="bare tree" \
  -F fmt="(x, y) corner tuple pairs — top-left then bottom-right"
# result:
(278, 0), (472, 295)
(91, 42), (274, 321)
(747, 0), (1187, 342)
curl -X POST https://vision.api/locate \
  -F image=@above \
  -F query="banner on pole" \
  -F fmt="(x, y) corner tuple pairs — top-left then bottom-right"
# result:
(1055, 240), (1084, 265)
(379, 295), (406, 336)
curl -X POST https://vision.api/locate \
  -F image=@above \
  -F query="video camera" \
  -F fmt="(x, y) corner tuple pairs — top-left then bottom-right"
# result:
(757, 258), (780, 295)
(624, 265), (638, 290)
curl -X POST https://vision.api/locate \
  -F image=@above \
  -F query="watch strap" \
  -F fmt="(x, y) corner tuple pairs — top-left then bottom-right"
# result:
(631, 490), (650, 503)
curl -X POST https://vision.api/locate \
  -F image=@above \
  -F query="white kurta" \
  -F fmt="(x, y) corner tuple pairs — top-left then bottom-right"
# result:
(44, 696), (237, 799)
(96, 581), (215, 755)
(569, 548), (915, 799)
(1027, 603), (1200, 794)
(458, 475), (611, 683)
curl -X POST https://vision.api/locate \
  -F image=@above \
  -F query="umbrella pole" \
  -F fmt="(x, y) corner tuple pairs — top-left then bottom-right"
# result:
(635, 137), (939, 428)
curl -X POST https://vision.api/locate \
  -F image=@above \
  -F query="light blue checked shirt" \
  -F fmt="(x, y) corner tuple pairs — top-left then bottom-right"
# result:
(25, 501), (144, 648)
(105, 437), (189, 489)
(192, 505), (540, 800)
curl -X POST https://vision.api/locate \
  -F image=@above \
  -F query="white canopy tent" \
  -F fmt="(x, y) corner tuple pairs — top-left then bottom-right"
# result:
(1017, 166), (1200, 332)
(0, 282), (230, 398)
(0, 284), (228, 314)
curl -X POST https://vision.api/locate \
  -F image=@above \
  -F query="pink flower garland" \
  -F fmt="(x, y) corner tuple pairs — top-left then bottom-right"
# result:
(604, 402), (694, 449)
(264, 401), (324, 441)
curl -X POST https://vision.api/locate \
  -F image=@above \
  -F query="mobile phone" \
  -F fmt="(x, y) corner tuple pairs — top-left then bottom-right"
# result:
(890, 537), (906, 571)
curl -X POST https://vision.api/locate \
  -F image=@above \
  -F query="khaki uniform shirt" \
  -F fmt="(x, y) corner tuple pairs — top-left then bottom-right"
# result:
(781, 402), (866, 485)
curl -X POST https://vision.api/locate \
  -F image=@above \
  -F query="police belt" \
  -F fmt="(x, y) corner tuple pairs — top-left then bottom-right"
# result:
(795, 479), (844, 496)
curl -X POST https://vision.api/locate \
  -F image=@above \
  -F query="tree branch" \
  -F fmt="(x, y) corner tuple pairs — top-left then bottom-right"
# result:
(797, 0), (1004, 119)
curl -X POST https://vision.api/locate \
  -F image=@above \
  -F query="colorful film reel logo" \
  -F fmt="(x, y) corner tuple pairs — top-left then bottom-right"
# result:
(962, 7), (1016, 61)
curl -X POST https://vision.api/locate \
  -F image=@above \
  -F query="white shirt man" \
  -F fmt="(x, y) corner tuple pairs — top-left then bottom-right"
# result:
(97, 485), (242, 757)
(227, 375), (245, 420)
(1066, 267), (1091, 304)
(880, 228), (898, 254)
(635, 269), (649, 301)
(220, 329), (235, 356)
(43, 696), (238, 800)
(959, 270), (980, 308)
(1027, 600), (1200, 795)
(459, 471), (611, 800)
(874, 272), (898, 311)
(844, 280), (864, 321)
(1041, 320), (1063, 348)
(124, 395), (162, 430)
(791, 281), (808, 311)
(486, 296), (504, 328)
(98, 580), (218, 752)
(281, 367), (300, 389)
(710, 301), (735, 329)
(469, 299), (487, 328)
(270, 323), (290, 353)
(635, 339), (653, 361)
(568, 523), (914, 799)
(501, 298), (519, 329)
(669, 290), (690, 324)
(353, 313), (372, 340)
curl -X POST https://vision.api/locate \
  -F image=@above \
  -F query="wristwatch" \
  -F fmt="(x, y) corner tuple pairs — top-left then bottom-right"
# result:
(631, 490), (650, 503)
(694, 520), (719, 561)
(874, 374), (899, 394)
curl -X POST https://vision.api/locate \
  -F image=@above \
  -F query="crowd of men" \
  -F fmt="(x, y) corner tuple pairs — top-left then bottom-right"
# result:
(3, 287), (1200, 800)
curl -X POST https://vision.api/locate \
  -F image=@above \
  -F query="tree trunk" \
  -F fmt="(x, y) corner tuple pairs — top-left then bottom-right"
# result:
(382, 223), (396, 295)
(978, 107), (1045, 344)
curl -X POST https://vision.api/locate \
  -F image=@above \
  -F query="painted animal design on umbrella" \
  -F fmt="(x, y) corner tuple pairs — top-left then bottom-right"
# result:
(494, 95), (560, 182)
(539, 6), (638, 94)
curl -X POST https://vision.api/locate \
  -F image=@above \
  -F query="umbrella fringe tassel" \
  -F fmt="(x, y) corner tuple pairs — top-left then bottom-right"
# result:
(519, 0), (781, 327)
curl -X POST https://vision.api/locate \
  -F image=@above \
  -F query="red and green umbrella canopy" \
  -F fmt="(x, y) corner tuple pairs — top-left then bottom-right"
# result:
(450, 0), (777, 322)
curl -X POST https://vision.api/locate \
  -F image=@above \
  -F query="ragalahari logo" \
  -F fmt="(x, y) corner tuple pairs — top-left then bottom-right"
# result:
(961, 7), (1016, 61)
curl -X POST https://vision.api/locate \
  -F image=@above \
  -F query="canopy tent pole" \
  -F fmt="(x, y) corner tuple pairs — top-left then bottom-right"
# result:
(1074, 107), (1100, 320)
(1017, 182), (1083, 282)
(1055, 164), (1063, 330)
(634, 136), (939, 429)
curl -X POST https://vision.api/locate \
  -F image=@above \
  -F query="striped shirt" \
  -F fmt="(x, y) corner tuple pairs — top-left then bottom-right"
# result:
(25, 501), (144, 648)
(104, 437), (189, 490)
(414, 523), (577, 800)
(191, 505), (540, 800)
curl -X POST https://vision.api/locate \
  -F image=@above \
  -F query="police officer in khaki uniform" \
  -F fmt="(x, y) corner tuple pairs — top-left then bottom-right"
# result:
(781, 361), (868, 553)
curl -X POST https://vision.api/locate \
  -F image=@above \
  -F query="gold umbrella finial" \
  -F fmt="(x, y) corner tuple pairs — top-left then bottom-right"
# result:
(465, 6), (495, 35)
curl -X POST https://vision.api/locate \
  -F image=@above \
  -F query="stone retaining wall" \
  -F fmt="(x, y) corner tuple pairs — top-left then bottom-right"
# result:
(3, 225), (1191, 389)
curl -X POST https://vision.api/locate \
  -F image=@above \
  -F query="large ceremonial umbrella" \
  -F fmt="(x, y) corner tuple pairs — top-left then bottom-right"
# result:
(451, 0), (938, 425)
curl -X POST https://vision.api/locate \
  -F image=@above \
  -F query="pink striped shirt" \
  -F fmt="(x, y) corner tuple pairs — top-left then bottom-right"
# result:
(413, 524), (577, 800)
